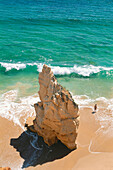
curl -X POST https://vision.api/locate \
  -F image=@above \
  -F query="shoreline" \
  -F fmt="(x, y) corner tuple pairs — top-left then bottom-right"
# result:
(1, 105), (113, 169)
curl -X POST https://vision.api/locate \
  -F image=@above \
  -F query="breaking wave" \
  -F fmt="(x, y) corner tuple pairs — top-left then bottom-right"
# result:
(0, 90), (40, 129)
(0, 62), (113, 78)
(0, 89), (113, 153)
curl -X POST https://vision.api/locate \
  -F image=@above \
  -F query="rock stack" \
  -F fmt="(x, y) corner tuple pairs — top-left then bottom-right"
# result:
(33, 64), (79, 149)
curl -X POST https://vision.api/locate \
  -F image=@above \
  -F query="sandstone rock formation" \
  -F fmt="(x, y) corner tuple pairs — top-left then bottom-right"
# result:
(33, 64), (79, 149)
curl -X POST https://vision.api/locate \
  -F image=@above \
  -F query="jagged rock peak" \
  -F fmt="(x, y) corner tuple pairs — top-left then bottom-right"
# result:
(33, 64), (79, 149)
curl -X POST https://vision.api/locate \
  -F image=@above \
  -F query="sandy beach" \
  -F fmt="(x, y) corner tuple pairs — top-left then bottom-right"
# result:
(0, 117), (23, 169)
(1, 104), (113, 170)
(0, 0), (113, 169)
(27, 107), (113, 170)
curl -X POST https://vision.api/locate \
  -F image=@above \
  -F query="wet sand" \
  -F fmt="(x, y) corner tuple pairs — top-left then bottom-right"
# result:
(1, 106), (113, 170)
(0, 117), (23, 169)
(27, 107), (113, 170)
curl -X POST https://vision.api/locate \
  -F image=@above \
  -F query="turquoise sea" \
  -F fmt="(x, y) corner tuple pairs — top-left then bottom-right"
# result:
(0, 1), (113, 169)
(0, 0), (113, 99)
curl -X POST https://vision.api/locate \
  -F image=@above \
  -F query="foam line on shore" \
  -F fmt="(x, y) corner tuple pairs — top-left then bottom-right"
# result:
(0, 90), (113, 130)
(0, 90), (40, 129)
(0, 90), (113, 154)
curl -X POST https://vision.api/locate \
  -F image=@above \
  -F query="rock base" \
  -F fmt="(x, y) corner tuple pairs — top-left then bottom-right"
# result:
(33, 65), (79, 149)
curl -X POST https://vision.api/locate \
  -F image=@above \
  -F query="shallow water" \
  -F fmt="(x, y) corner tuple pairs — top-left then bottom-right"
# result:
(0, 0), (113, 98)
(0, 0), (113, 169)
(0, 90), (113, 169)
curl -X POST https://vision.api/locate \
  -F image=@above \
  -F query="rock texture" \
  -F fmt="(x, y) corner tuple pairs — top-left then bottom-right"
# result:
(33, 64), (79, 149)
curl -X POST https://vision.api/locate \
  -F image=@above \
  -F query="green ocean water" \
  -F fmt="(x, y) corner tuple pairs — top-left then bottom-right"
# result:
(0, 0), (113, 98)
(0, 2), (113, 169)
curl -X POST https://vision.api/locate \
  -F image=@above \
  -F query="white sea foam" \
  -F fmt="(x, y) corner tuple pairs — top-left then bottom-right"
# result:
(1, 89), (113, 153)
(0, 62), (113, 77)
(0, 90), (40, 129)
(73, 94), (113, 153)
(37, 64), (113, 76)
(2, 90), (18, 101)
(73, 95), (94, 106)
(88, 97), (113, 153)
(0, 62), (26, 71)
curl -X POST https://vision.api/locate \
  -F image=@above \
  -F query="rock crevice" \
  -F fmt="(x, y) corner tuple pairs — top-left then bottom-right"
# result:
(33, 64), (79, 149)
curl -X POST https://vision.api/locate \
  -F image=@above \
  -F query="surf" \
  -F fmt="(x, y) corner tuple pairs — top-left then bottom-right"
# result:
(0, 62), (113, 78)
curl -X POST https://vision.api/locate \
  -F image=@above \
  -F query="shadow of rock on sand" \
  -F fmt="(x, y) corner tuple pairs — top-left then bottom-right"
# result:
(10, 130), (74, 169)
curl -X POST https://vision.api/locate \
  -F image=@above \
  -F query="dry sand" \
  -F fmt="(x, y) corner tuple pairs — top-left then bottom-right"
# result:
(1, 106), (113, 170)
(0, 117), (24, 169)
